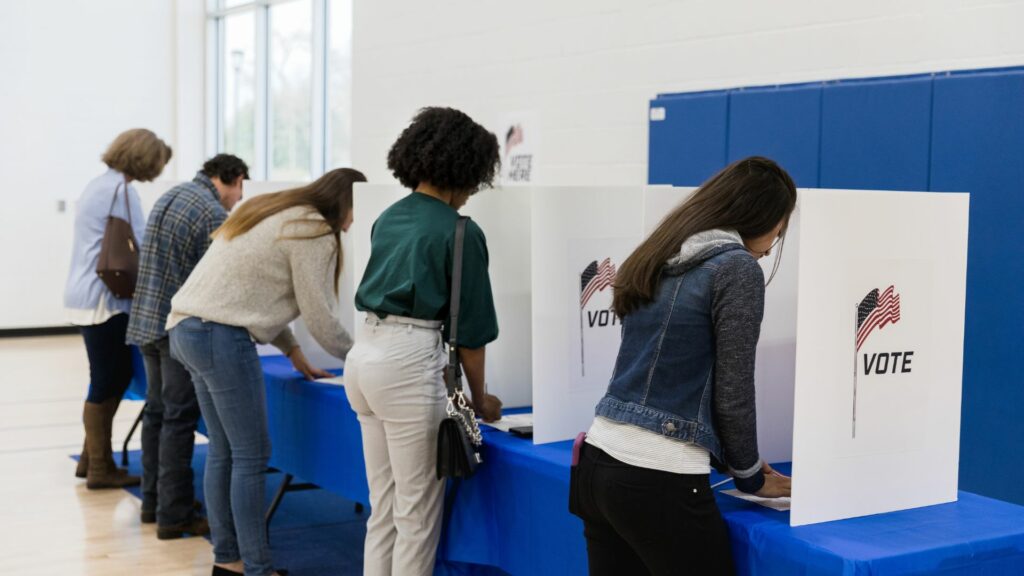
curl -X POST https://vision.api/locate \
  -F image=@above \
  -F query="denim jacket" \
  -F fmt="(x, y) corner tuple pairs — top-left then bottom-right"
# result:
(594, 229), (766, 493)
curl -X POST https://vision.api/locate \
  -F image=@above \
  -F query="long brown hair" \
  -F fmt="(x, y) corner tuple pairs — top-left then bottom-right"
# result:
(214, 167), (367, 293)
(612, 157), (797, 317)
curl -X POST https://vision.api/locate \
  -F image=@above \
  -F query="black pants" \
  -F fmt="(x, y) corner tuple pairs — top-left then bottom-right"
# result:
(141, 338), (202, 526)
(570, 443), (735, 576)
(80, 314), (134, 403)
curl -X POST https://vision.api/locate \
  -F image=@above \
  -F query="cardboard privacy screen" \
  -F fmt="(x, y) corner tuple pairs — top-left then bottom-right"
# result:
(788, 189), (968, 526)
(649, 187), (968, 526)
(529, 186), (645, 443)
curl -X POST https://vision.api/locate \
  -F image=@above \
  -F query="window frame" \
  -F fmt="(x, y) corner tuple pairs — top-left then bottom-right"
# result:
(206, 0), (342, 181)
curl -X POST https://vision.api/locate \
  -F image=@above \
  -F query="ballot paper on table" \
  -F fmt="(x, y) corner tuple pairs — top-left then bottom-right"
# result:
(314, 375), (345, 386)
(721, 489), (791, 511)
(480, 412), (534, 432)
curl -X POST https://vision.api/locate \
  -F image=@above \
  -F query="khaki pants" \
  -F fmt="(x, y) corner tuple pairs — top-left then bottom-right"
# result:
(344, 315), (448, 576)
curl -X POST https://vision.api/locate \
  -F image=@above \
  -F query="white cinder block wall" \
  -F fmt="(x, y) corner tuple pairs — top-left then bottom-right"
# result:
(0, 0), (206, 330)
(350, 0), (1024, 186)
(5, 1), (1024, 329)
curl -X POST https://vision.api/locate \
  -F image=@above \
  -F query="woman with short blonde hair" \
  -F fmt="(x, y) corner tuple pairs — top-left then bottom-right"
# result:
(65, 128), (172, 489)
(101, 128), (174, 181)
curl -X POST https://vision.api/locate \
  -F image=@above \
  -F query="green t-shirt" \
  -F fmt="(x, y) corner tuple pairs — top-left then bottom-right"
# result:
(355, 192), (499, 349)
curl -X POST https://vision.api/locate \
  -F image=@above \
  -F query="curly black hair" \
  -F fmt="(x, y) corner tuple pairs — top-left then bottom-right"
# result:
(201, 153), (250, 184)
(387, 107), (500, 193)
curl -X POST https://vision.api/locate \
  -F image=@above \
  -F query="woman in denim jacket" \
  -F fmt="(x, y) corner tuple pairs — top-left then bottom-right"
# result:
(571, 157), (797, 576)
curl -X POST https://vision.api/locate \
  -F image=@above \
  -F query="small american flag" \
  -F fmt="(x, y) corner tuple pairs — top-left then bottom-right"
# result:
(856, 285), (901, 351)
(505, 124), (524, 157)
(580, 258), (616, 308)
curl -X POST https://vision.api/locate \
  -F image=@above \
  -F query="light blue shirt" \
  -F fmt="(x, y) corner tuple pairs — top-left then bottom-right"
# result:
(63, 169), (147, 318)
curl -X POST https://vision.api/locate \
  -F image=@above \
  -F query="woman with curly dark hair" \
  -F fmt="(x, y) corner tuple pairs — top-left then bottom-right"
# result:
(345, 107), (504, 576)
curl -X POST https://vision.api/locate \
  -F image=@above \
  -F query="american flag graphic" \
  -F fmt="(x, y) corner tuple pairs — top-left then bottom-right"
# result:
(505, 124), (524, 157)
(580, 258), (617, 308)
(852, 284), (902, 439)
(855, 285), (902, 351)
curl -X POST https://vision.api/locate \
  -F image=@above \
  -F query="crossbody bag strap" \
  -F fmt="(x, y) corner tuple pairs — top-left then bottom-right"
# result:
(123, 177), (133, 228)
(107, 181), (122, 217)
(447, 217), (469, 396)
(105, 178), (134, 229)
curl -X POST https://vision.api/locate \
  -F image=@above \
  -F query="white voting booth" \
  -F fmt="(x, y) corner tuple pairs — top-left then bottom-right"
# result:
(641, 187), (969, 526)
(350, 183), (968, 527)
(787, 189), (968, 526)
(532, 184), (801, 453)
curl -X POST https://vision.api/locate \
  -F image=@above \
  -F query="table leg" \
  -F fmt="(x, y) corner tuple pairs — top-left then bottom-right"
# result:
(121, 404), (145, 466)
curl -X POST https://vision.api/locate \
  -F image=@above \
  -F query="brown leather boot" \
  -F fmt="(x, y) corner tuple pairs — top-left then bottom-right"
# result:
(100, 396), (137, 480)
(85, 402), (140, 489)
(75, 438), (88, 479)
(76, 402), (90, 478)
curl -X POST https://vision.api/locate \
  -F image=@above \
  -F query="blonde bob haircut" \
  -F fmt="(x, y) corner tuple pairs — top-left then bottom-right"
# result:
(101, 128), (173, 182)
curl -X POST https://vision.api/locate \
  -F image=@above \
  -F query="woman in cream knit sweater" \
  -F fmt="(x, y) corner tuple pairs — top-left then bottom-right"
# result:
(168, 167), (365, 576)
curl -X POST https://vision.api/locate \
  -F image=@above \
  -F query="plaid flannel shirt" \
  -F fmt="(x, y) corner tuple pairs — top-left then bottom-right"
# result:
(126, 173), (227, 346)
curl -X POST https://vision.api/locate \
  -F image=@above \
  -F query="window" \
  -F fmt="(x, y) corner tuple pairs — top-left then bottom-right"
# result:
(328, 0), (353, 169)
(269, 0), (313, 180)
(222, 11), (257, 170)
(208, 0), (352, 181)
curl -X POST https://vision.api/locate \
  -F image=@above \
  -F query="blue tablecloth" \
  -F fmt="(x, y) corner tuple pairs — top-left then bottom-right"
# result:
(125, 345), (148, 401)
(263, 356), (369, 503)
(260, 355), (1024, 576)
(718, 462), (1024, 575)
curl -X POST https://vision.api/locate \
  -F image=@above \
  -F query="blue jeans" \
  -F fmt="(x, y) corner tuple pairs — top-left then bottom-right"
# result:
(169, 318), (273, 576)
(141, 338), (201, 526)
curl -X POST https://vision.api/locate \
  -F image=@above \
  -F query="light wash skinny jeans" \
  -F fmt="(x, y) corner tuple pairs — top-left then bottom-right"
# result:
(170, 317), (274, 576)
(344, 315), (448, 576)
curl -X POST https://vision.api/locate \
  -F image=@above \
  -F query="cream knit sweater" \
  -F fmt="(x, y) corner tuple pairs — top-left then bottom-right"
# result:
(167, 206), (353, 359)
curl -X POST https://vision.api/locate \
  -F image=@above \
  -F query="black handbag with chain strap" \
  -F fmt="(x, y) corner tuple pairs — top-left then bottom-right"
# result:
(436, 216), (484, 479)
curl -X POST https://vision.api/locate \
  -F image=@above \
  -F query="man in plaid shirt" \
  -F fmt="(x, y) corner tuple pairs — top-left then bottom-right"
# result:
(127, 154), (248, 539)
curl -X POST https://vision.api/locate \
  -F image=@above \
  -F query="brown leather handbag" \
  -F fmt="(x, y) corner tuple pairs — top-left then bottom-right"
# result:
(96, 180), (139, 299)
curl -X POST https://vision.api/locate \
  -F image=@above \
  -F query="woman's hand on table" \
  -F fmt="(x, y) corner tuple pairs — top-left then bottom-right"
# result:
(474, 393), (503, 423)
(288, 347), (333, 380)
(762, 461), (785, 478)
(755, 471), (792, 498)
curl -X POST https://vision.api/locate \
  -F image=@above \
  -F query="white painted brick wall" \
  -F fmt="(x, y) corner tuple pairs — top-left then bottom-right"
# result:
(352, 0), (1024, 187)
(0, 0), (180, 329)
